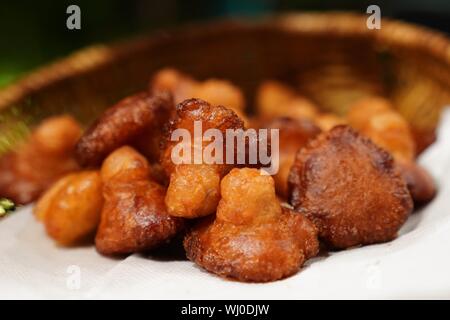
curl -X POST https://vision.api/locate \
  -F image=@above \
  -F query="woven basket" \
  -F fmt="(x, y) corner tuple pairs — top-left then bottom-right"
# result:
(1, 12), (449, 155)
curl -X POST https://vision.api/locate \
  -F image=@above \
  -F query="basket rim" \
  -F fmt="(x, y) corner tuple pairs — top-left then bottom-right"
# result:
(1, 12), (449, 110)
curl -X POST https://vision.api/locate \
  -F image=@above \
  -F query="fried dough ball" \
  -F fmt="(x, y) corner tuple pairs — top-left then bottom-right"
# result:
(347, 96), (392, 131)
(396, 160), (436, 205)
(34, 171), (103, 246)
(165, 164), (221, 218)
(34, 174), (74, 222)
(151, 68), (197, 104)
(151, 69), (247, 122)
(184, 168), (319, 282)
(288, 126), (413, 249)
(257, 80), (319, 121)
(161, 98), (244, 218)
(347, 96), (415, 161)
(75, 91), (173, 167)
(95, 146), (184, 255)
(347, 97), (435, 202)
(265, 117), (321, 199)
(0, 115), (81, 204)
(192, 79), (245, 115)
(362, 111), (415, 162)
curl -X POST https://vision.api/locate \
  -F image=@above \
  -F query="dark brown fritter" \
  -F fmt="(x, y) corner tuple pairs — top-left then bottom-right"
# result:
(0, 115), (81, 204)
(161, 98), (244, 218)
(184, 168), (319, 282)
(265, 117), (321, 199)
(288, 125), (413, 249)
(75, 91), (174, 167)
(396, 160), (436, 205)
(95, 146), (185, 255)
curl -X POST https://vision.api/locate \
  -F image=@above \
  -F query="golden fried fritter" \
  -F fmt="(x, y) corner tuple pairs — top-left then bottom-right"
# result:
(347, 96), (392, 131)
(165, 164), (221, 218)
(75, 91), (173, 167)
(151, 68), (197, 104)
(265, 117), (321, 198)
(161, 98), (244, 218)
(347, 96), (435, 202)
(184, 168), (319, 282)
(0, 115), (81, 204)
(362, 111), (415, 162)
(347, 96), (415, 161)
(192, 79), (245, 115)
(288, 125), (413, 249)
(95, 146), (185, 255)
(151, 69), (247, 118)
(257, 80), (319, 121)
(34, 174), (74, 222)
(396, 160), (436, 205)
(35, 171), (103, 246)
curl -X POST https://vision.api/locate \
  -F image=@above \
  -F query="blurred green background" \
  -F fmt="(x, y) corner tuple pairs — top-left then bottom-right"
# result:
(1, 0), (449, 88)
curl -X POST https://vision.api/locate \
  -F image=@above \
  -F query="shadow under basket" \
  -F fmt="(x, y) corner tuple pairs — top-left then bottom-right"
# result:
(1, 12), (450, 155)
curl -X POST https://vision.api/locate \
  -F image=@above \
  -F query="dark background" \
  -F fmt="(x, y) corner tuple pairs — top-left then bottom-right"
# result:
(0, 0), (449, 88)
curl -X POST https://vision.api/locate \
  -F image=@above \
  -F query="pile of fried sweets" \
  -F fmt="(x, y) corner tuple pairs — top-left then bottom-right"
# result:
(0, 69), (436, 282)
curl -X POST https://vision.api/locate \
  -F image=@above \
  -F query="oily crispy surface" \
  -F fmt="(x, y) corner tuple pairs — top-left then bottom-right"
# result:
(95, 146), (185, 255)
(265, 117), (321, 199)
(35, 171), (103, 246)
(396, 160), (436, 205)
(184, 168), (319, 282)
(165, 164), (221, 218)
(161, 98), (244, 173)
(0, 115), (81, 204)
(288, 125), (413, 249)
(161, 98), (244, 218)
(75, 91), (173, 167)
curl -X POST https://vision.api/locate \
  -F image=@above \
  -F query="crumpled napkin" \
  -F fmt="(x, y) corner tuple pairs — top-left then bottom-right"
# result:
(1, 108), (450, 299)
